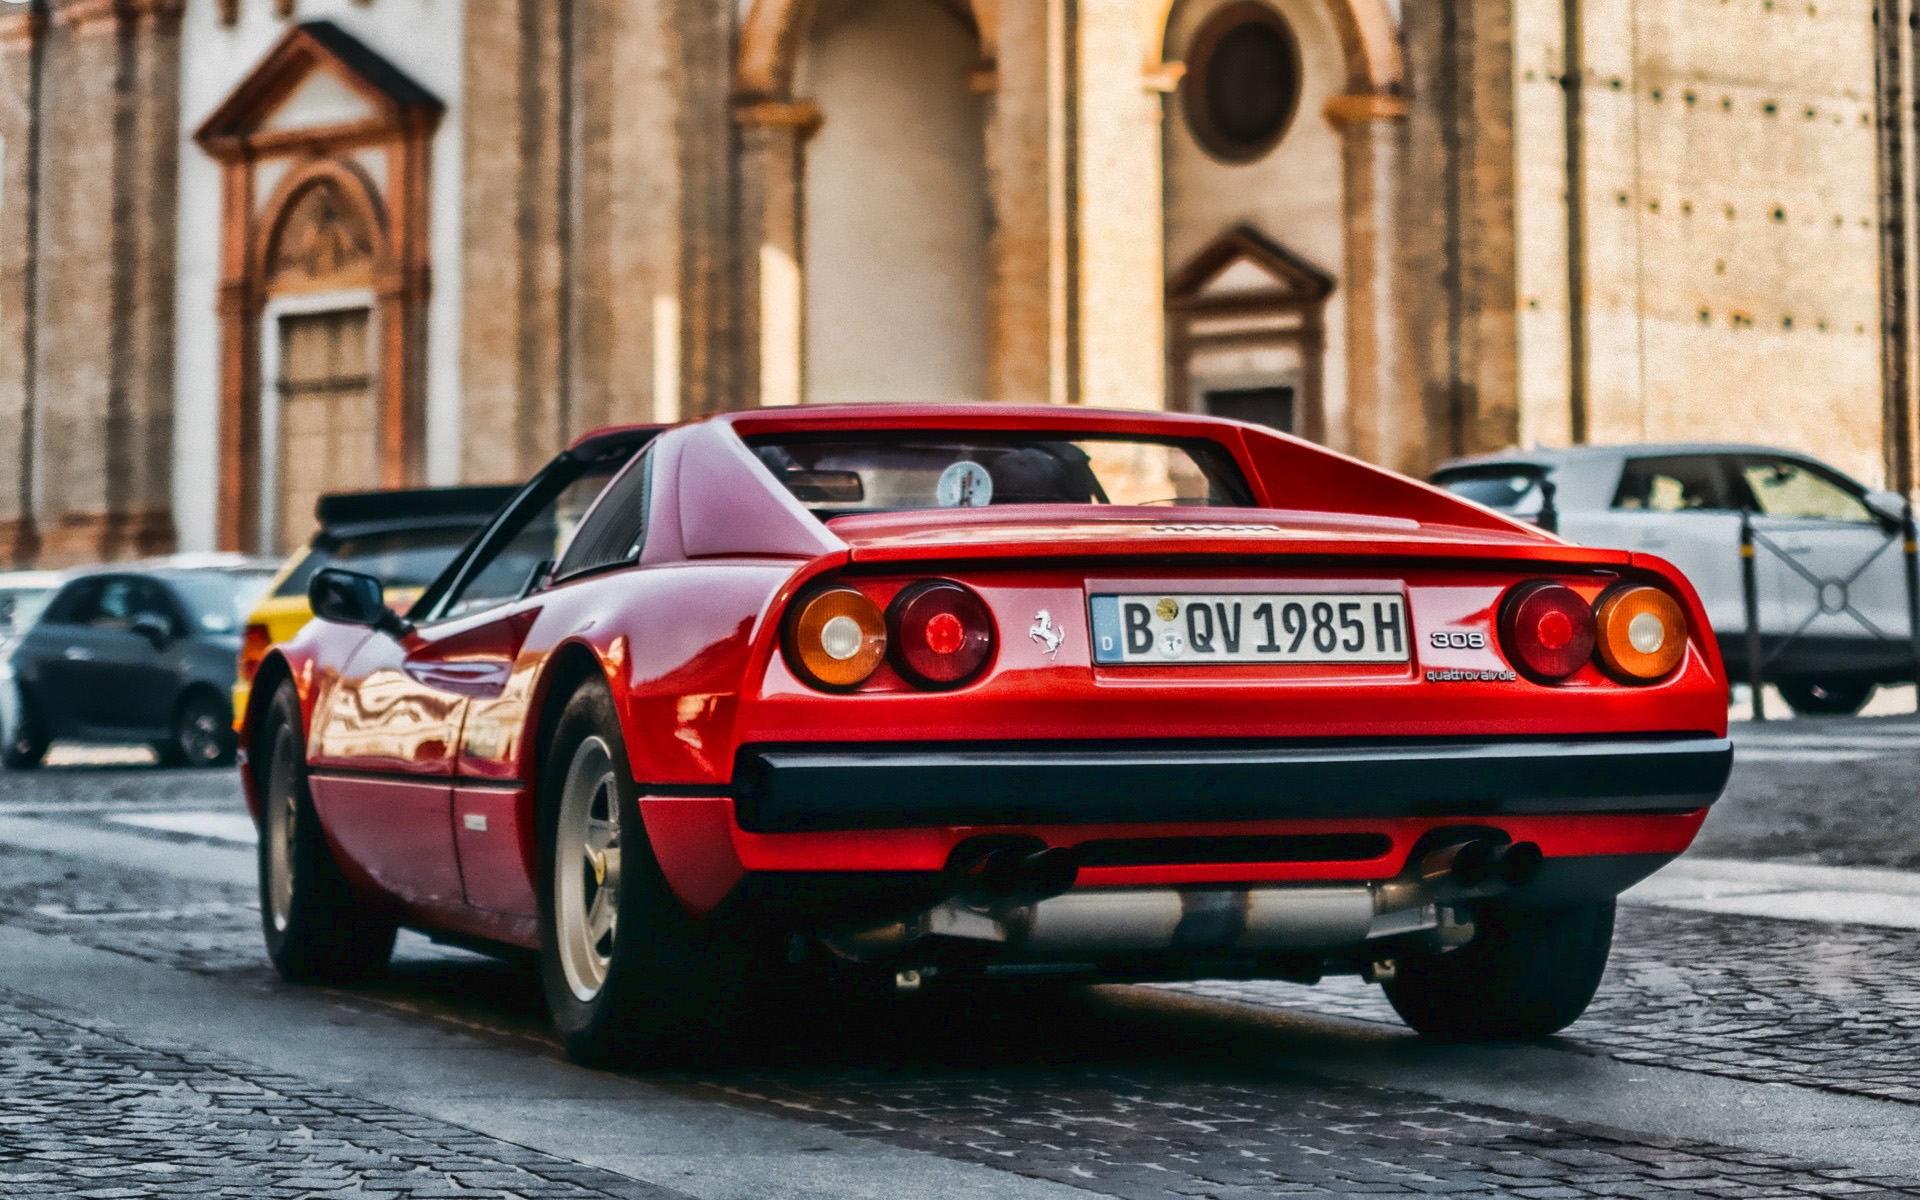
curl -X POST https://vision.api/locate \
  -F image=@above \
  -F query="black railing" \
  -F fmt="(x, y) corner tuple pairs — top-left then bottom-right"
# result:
(1737, 503), (1920, 721)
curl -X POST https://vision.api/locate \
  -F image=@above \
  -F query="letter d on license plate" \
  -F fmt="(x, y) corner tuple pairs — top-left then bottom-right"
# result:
(1088, 593), (1410, 665)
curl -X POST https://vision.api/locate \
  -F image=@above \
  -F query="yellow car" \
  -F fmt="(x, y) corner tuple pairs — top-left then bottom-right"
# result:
(236, 486), (517, 722)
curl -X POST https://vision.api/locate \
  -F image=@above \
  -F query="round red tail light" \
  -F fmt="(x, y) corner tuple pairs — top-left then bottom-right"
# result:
(889, 581), (995, 688)
(1498, 581), (1596, 683)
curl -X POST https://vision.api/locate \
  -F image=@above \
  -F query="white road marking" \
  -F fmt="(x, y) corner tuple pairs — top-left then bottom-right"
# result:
(41, 744), (158, 767)
(1728, 721), (1920, 762)
(1729, 749), (1889, 763)
(30, 901), (254, 922)
(1625, 856), (1920, 929)
(107, 810), (258, 845)
(0, 815), (254, 887)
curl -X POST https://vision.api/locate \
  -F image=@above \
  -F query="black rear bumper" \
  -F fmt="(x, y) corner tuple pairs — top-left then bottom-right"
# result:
(731, 735), (1732, 833)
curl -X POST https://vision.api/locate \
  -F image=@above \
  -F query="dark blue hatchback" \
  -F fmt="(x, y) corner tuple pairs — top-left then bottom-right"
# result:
(4, 561), (275, 768)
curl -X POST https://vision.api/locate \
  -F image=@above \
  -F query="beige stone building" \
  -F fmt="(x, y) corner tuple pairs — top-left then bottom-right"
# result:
(0, 0), (1907, 564)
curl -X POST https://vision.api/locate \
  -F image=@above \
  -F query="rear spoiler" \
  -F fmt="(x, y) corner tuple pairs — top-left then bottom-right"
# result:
(314, 485), (520, 534)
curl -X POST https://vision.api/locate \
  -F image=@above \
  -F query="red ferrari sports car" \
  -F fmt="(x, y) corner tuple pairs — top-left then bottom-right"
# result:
(241, 404), (1730, 1063)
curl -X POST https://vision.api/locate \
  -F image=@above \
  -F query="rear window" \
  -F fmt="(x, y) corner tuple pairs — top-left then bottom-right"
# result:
(1432, 466), (1545, 514)
(746, 433), (1255, 517)
(0, 586), (54, 633)
(273, 526), (482, 598)
(169, 571), (276, 634)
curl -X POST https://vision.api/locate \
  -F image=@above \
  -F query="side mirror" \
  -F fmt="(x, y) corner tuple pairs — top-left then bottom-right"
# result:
(309, 568), (413, 639)
(1865, 489), (1909, 529)
(130, 612), (173, 648)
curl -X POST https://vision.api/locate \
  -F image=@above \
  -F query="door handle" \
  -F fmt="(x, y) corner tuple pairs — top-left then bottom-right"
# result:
(62, 646), (92, 661)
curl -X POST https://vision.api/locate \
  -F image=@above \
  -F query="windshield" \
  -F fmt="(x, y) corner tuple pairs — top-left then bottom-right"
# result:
(747, 433), (1255, 517)
(274, 526), (482, 599)
(0, 586), (54, 634)
(169, 571), (276, 635)
(1433, 467), (1546, 515)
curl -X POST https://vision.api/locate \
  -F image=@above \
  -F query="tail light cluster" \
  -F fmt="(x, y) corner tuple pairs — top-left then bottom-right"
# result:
(785, 580), (996, 692)
(1498, 580), (1688, 685)
(238, 622), (273, 685)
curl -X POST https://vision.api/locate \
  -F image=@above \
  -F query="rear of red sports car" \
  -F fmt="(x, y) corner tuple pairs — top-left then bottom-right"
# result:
(667, 411), (1731, 1043)
(246, 405), (1727, 1060)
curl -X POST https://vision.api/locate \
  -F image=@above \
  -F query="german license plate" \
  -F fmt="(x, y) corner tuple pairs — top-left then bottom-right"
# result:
(1089, 594), (1409, 664)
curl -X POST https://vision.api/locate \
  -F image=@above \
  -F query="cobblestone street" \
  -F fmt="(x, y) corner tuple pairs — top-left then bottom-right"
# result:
(0, 717), (1917, 1197)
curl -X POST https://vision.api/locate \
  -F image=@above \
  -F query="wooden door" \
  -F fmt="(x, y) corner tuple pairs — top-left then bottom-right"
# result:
(277, 308), (375, 553)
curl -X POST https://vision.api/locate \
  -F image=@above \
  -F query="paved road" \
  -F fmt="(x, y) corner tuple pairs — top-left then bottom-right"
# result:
(0, 722), (1917, 1199)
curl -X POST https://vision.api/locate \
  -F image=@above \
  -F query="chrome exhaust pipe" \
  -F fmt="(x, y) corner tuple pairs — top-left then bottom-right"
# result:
(819, 835), (1542, 964)
(947, 839), (1079, 906)
(1415, 837), (1543, 892)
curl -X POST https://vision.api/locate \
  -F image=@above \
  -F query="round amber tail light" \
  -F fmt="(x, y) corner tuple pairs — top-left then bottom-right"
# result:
(1498, 581), (1597, 683)
(1594, 585), (1687, 682)
(785, 587), (887, 690)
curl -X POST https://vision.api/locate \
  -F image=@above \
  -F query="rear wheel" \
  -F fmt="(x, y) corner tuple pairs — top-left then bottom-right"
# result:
(257, 682), (395, 983)
(156, 691), (235, 768)
(537, 682), (761, 1066)
(1778, 679), (1874, 717)
(3, 697), (47, 770)
(1381, 901), (1614, 1042)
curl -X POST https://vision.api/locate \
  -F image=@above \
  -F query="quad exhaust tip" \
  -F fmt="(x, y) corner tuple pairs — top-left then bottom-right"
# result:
(1425, 837), (1543, 890)
(948, 838), (1079, 906)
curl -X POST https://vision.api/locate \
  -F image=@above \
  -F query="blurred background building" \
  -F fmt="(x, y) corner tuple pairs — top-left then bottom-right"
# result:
(0, 0), (1906, 563)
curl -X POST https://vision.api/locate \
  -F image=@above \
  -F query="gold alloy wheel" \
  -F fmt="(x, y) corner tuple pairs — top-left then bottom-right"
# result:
(555, 735), (622, 1002)
(264, 725), (298, 935)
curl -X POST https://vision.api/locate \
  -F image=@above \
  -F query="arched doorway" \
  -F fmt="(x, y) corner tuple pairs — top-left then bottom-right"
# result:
(195, 22), (440, 553)
(738, 0), (992, 407)
(798, 0), (991, 406)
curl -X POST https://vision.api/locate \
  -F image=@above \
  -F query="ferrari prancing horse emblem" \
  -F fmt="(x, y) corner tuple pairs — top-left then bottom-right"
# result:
(1030, 610), (1065, 657)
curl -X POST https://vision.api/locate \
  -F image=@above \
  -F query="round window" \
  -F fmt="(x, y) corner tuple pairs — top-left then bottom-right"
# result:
(1181, 3), (1303, 164)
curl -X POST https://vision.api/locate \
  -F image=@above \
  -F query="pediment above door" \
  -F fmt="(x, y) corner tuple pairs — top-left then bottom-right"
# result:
(195, 19), (442, 161)
(1168, 226), (1336, 307)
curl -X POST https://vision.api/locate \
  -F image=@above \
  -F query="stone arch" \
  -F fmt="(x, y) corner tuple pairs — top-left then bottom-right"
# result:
(736, 0), (996, 99)
(252, 158), (391, 294)
(1145, 0), (1401, 95)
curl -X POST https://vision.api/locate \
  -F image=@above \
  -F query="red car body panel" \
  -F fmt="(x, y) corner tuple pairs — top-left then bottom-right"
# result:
(241, 405), (1731, 955)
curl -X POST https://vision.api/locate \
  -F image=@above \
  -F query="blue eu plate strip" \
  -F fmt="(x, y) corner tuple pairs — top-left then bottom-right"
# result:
(1088, 595), (1123, 664)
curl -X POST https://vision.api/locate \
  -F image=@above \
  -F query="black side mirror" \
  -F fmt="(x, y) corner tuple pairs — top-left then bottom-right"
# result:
(309, 568), (413, 639)
(130, 612), (172, 648)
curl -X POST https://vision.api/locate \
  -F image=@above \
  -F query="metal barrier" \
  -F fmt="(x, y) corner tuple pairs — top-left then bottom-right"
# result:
(1737, 503), (1920, 721)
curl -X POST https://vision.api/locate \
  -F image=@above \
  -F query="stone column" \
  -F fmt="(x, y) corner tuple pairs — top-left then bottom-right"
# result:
(28, 0), (181, 565)
(1075, 0), (1164, 410)
(983, 0), (1053, 404)
(460, 0), (565, 482)
(1328, 94), (1420, 476)
(1399, 0), (1521, 472)
(734, 102), (819, 410)
(0, 7), (46, 564)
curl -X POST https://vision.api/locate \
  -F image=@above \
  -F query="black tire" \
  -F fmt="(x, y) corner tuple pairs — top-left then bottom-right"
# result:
(156, 691), (236, 768)
(256, 682), (396, 983)
(1778, 679), (1875, 717)
(3, 692), (48, 770)
(1381, 901), (1615, 1042)
(536, 681), (762, 1066)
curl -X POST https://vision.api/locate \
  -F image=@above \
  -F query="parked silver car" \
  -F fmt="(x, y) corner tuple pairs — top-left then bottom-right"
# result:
(1432, 444), (1913, 716)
